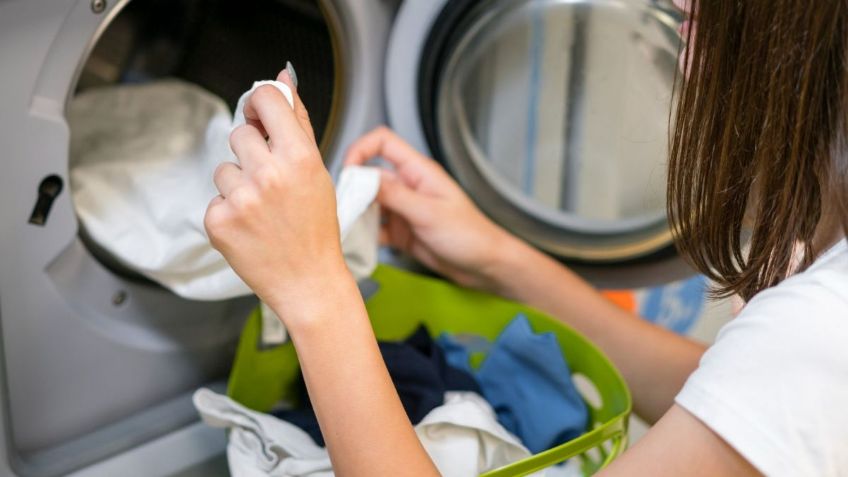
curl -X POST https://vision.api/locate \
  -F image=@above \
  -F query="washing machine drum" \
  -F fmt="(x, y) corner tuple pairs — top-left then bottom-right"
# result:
(387, 0), (688, 286)
(0, 0), (369, 473)
(69, 0), (341, 286)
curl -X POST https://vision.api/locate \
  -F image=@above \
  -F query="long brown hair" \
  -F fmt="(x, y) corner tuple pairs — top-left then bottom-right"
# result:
(668, 0), (848, 301)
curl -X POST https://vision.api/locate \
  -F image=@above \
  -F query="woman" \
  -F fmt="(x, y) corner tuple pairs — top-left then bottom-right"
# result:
(204, 0), (848, 475)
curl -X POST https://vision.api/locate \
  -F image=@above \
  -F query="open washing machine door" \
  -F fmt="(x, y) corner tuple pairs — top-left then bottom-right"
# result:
(386, 0), (693, 288)
(0, 0), (394, 475)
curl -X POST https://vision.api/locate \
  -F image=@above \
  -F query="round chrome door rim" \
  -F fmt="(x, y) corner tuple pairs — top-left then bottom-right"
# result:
(436, 0), (680, 235)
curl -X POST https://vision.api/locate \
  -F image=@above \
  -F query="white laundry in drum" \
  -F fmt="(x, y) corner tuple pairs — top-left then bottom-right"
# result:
(69, 79), (379, 300)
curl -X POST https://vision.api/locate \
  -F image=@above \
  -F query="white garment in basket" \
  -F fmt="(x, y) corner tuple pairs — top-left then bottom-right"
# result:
(69, 80), (379, 300)
(193, 389), (584, 477)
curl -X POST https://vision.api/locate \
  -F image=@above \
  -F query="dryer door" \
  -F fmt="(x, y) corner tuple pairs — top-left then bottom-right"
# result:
(386, 0), (691, 288)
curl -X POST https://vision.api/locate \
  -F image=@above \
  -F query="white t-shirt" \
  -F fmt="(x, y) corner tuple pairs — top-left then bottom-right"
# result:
(676, 239), (848, 477)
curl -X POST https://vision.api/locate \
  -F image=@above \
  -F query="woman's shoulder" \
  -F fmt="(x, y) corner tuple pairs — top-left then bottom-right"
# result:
(771, 237), (848, 293)
(738, 238), (848, 333)
(719, 238), (848, 362)
(675, 240), (848, 476)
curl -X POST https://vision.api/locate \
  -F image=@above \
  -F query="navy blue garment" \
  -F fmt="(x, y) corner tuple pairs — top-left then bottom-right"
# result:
(438, 315), (589, 454)
(273, 325), (480, 446)
(386, 325), (481, 418)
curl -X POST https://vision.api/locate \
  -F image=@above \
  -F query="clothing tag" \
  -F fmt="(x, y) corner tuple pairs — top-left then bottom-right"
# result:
(451, 333), (492, 354)
(260, 302), (288, 348)
(258, 278), (376, 350)
(358, 278), (380, 301)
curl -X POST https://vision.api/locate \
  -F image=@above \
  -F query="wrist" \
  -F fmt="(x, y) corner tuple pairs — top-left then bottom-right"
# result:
(263, 260), (359, 331)
(477, 231), (541, 297)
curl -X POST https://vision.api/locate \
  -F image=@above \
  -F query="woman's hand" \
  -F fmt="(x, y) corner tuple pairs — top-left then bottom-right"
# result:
(345, 127), (522, 291)
(206, 75), (438, 476)
(204, 69), (350, 320)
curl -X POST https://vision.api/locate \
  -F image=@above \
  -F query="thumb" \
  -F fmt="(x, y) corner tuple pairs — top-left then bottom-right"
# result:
(377, 171), (434, 226)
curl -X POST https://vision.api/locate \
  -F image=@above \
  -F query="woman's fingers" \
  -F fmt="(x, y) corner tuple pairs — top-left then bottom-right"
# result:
(377, 170), (434, 226)
(277, 68), (318, 147)
(213, 161), (244, 198)
(241, 84), (309, 158)
(344, 127), (438, 187)
(229, 124), (269, 164)
(380, 211), (414, 252)
(345, 126), (420, 165)
(380, 210), (446, 276)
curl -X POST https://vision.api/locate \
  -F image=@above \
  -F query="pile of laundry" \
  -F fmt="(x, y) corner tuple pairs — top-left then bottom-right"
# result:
(193, 315), (590, 477)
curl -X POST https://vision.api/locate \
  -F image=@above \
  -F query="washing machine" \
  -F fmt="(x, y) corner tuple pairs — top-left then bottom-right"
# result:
(0, 0), (396, 475)
(386, 0), (691, 288)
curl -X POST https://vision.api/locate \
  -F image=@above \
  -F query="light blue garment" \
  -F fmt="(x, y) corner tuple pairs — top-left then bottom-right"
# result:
(437, 334), (477, 374)
(439, 315), (588, 454)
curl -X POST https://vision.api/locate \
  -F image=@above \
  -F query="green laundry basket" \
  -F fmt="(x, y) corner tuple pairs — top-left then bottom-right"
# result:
(227, 265), (632, 476)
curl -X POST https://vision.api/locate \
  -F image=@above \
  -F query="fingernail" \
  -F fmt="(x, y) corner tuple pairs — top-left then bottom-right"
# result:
(285, 61), (298, 89)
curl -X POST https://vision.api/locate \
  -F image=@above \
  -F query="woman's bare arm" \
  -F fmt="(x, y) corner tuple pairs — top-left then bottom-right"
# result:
(205, 73), (437, 476)
(275, 270), (438, 476)
(601, 405), (760, 476)
(346, 127), (706, 424)
(486, 238), (707, 423)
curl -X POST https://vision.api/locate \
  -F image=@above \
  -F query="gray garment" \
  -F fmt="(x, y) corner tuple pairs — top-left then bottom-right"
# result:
(193, 389), (333, 477)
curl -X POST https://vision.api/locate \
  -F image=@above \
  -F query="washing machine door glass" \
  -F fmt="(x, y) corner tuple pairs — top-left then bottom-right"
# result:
(427, 0), (681, 261)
